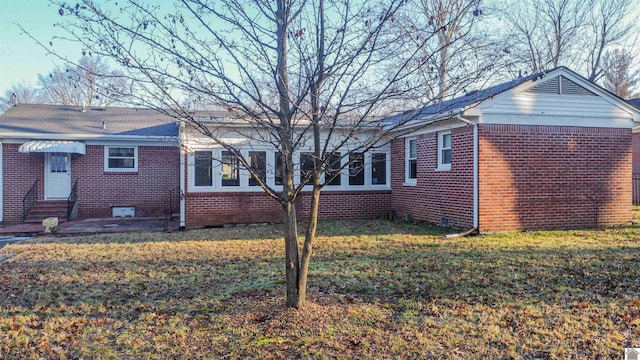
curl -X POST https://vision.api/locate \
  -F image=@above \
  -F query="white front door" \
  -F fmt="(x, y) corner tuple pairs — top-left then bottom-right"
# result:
(45, 153), (71, 199)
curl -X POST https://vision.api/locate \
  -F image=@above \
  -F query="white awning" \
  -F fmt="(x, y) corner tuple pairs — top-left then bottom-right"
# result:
(18, 141), (86, 155)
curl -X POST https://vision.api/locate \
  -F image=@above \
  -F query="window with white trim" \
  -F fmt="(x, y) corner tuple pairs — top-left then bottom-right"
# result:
(274, 152), (284, 186)
(221, 151), (239, 186)
(371, 153), (386, 185)
(349, 152), (365, 185)
(325, 152), (342, 186)
(299, 153), (315, 185)
(438, 131), (452, 170)
(194, 151), (213, 187)
(105, 146), (138, 172)
(248, 151), (266, 186)
(405, 138), (417, 184)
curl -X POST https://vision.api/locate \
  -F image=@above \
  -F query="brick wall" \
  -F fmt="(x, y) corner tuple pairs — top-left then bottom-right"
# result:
(633, 133), (640, 176)
(2, 144), (44, 221)
(390, 126), (475, 229)
(186, 190), (391, 227)
(479, 124), (632, 232)
(73, 145), (180, 218)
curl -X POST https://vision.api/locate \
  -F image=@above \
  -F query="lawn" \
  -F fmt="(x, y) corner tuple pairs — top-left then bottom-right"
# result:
(0, 220), (639, 359)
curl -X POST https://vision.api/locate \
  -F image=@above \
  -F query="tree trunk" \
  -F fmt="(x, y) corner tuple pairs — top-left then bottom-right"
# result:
(298, 182), (321, 308)
(283, 201), (301, 308)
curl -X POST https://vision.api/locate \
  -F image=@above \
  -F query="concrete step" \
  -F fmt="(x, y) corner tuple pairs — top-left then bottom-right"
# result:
(25, 201), (69, 223)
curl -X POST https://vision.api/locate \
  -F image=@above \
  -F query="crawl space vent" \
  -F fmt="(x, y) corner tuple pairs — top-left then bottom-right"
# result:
(112, 207), (135, 218)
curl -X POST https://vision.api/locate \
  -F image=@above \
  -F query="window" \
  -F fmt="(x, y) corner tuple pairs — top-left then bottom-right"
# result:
(349, 152), (365, 185)
(325, 152), (341, 186)
(300, 153), (315, 184)
(221, 151), (239, 186)
(194, 151), (213, 187)
(275, 152), (284, 186)
(438, 131), (452, 170)
(405, 138), (417, 183)
(371, 153), (386, 185)
(248, 151), (266, 186)
(50, 153), (68, 173)
(105, 146), (137, 172)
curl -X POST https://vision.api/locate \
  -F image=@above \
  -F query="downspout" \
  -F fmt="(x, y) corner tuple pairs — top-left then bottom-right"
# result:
(178, 121), (186, 230)
(456, 114), (479, 230)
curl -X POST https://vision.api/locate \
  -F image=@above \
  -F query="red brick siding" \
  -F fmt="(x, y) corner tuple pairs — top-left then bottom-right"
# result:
(72, 145), (180, 218)
(2, 144), (44, 221)
(186, 191), (391, 227)
(479, 124), (632, 232)
(390, 126), (475, 229)
(633, 133), (640, 176)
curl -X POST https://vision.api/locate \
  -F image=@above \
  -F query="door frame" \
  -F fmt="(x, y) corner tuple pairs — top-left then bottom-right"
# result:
(44, 152), (72, 200)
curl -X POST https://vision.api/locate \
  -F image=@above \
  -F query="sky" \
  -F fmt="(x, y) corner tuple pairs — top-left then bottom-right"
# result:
(1, 0), (640, 100)
(0, 1), (86, 96)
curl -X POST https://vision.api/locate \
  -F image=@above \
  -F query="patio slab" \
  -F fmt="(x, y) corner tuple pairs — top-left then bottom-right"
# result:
(0, 217), (178, 236)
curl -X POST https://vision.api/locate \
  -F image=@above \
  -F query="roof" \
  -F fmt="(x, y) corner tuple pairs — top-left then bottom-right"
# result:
(628, 98), (640, 109)
(0, 104), (178, 139)
(384, 69), (549, 126)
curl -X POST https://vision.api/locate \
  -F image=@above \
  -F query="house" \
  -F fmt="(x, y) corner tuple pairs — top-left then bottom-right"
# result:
(388, 66), (639, 232)
(0, 67), (637, 232)
(0, 104), (180, 223)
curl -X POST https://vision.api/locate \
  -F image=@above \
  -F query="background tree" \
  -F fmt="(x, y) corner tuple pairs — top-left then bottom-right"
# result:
(0, 82), (42, 112)
(498, 0), (637, 80)
(38, 56), (131, 106)
(601, 48), (639, 99)
(50, 0), (481, 308)
(394, 0), (504, 102)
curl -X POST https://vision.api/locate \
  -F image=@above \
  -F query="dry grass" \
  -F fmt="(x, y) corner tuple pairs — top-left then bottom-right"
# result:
(1, 220), (639, 359)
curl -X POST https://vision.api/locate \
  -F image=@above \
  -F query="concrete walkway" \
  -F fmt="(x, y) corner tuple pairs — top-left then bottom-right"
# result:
(0, 235), (32, 249)
(0, 217), (178, 237)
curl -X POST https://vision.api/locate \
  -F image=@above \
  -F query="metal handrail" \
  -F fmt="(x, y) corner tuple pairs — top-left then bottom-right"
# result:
(67, 179), (79, 220)
(23, 180), (39, 221)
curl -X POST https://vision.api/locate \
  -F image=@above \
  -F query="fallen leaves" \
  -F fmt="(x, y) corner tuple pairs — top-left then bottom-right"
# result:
(0, 220), (638, 358)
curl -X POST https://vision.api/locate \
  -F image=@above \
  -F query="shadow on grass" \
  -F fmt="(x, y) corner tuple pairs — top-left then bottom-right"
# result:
(1, 240), (638, 322)
(21, 219), (445, 245)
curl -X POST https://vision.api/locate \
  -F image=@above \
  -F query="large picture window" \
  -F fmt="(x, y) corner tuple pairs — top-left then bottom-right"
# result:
(194, 151), (213, 187)
(221, 151), (240, 186)
(105, 146), (137, 172)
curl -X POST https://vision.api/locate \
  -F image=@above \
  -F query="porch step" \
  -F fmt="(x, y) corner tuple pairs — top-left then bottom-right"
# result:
(24, 201), (69, 223)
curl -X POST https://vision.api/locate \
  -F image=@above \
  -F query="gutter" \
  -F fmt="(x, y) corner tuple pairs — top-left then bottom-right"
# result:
(178, 121), (187, 230)
(456, 114), (479, 230)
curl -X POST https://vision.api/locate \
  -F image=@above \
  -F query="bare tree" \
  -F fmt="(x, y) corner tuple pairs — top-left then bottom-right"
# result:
(38, 56), (130, 107)
(0, 82), (43, 112)
(499, 0), (637, 79)
(501, 0), (585, 73)
(601, 48), (639, 99)
(51, 0), (474, 308)
(392, 0), (506, 102)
